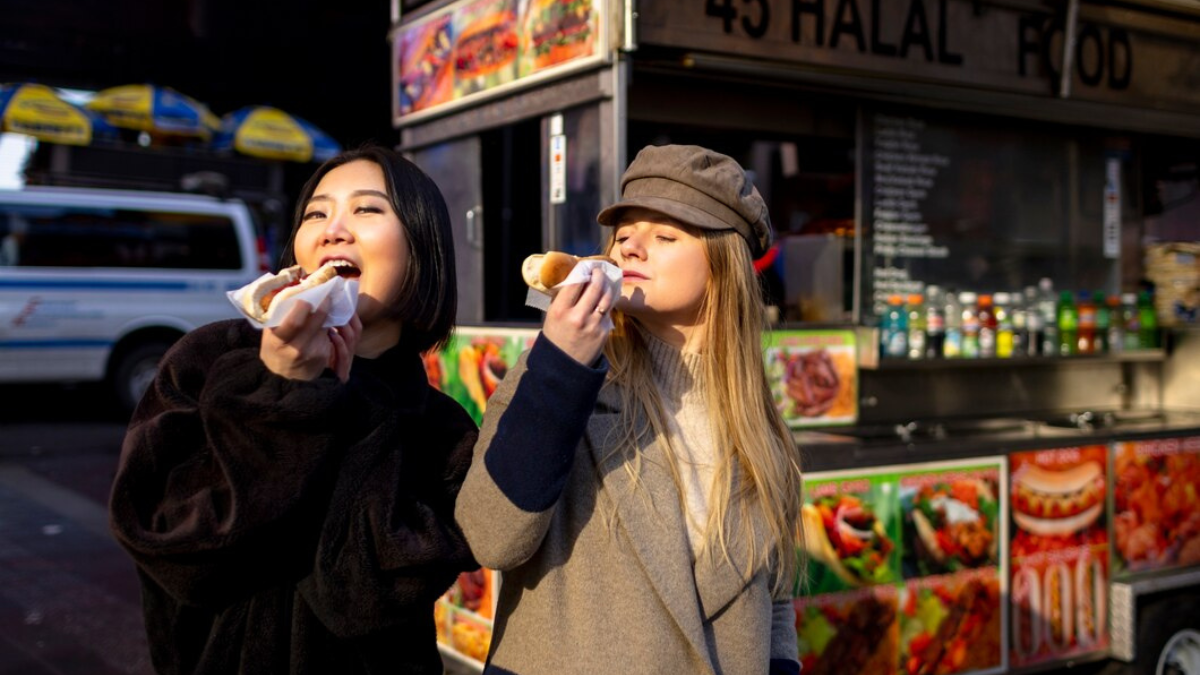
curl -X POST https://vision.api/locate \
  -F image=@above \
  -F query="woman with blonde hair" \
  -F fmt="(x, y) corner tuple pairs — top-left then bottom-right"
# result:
(456, 144), (804, 675)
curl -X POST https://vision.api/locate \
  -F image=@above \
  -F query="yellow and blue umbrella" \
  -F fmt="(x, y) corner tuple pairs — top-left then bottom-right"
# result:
(0, 83), (114, 145)
(213, 106), (340, 163)
(86, 84), (221, 139)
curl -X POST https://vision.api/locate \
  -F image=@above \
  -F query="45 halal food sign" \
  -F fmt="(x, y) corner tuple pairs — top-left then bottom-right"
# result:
(394, 0), (605, 122)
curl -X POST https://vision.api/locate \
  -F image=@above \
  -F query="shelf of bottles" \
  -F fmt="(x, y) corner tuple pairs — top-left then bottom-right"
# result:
(867, 278), (1165, 370)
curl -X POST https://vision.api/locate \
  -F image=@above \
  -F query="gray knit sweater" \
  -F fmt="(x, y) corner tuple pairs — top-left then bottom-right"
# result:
(645, 330), (717, 560)
(456, 334), (801, 675)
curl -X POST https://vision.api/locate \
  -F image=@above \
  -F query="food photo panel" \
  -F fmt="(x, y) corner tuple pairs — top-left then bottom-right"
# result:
(1113, 436), (1200, 575)
(898, 569), (1005, 675)
(796, 458), (1006, 675)
(899, 466), (1003, 579)
(801, 473), (901, 594)
(895, 460), (1008, 675)
(794, 585), (900, 675)
(423, 327), (538, 424)
(1007, 445), (1109, 667)
(765, 330), (858, 428)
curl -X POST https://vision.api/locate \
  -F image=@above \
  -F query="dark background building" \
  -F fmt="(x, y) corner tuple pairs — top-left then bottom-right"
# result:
(0, 0), (395, 150)
(1, 0), (402, 260)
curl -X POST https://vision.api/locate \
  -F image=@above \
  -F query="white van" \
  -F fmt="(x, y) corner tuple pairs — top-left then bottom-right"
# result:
(0, 186), (267, 412)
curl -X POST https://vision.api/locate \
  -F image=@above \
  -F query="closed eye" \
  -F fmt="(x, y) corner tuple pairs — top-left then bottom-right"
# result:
(356, 205), (384, 214)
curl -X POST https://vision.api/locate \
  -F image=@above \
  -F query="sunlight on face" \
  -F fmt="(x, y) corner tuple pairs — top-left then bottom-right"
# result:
(608, 208), (710, 329)
(294, 160), (409, 326)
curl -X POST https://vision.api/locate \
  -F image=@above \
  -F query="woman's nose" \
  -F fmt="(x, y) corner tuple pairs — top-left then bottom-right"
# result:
(321, 210), (353, 244)
(618, 234), (645, 259)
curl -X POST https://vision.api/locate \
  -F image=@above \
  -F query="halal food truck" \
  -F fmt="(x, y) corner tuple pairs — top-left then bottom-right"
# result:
(389, 0), (1200, 672)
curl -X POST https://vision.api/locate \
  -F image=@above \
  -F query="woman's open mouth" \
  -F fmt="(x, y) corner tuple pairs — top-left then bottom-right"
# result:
(324, 259), (362, 279)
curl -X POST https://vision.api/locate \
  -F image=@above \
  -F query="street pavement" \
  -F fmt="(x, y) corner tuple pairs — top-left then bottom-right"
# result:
(0, 383), (478, 675)
(0, 384), (150, 675)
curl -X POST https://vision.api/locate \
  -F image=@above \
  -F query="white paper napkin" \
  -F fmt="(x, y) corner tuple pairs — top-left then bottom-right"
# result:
(525, 258), (623, 330)
(227, 274), (359, 329)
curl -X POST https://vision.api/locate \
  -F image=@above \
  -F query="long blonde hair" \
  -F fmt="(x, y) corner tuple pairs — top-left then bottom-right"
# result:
(602, 227), (803, 594)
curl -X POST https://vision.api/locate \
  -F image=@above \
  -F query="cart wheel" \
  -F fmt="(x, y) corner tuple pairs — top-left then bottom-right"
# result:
(112, 340), (172, 413)
(1139, 596), (1200, 675)
(1157, 629), (1200, 675)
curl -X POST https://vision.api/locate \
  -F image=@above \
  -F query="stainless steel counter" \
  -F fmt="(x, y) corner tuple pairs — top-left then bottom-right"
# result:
(795, 409), (1200, 472)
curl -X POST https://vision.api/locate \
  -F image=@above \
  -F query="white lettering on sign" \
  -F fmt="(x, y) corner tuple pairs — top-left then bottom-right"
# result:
(1104, 158), (1120, 259)
(550, 134), (567, 205)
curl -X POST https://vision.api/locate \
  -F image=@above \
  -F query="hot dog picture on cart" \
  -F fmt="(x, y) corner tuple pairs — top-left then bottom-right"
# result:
(1007, 445), (1110, 667)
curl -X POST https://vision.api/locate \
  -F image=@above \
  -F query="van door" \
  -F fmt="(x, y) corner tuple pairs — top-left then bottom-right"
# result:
(410, 138), (485, 325)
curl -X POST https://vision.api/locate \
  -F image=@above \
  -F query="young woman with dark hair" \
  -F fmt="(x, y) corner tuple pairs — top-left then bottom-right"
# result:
(277, 145), (458, 354)
(109, 145), (477, 674)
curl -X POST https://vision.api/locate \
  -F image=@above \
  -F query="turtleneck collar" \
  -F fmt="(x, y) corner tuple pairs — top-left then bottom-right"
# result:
(350, 344), (431, 413)
(639, 323), (706, 406)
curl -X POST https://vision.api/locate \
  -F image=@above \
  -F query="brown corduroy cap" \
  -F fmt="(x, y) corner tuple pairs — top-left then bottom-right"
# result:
(597, 144), (772, 258)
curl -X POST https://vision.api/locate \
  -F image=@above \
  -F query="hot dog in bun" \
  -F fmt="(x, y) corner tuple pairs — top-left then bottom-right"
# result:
(241, 260), (359, 323)
(1011, 566), (1043, 658)
(521, 251), (615, 293)
(1012, 461), (1105, 536)
(1044, 562), (1073, 650)
(1075, 557), (1106, 647)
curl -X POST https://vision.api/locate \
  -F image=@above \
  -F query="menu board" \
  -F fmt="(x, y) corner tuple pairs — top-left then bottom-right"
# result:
(423, 326), (539, 424)
(796, 459), (1007, 675)
(861, 108), (1124, 321)
(865, 113), (951, 312)
(765, 330), (857, 428)
(394, 0), (606, 122)
(1113, 436), (1200, 576)
(1008, 446), (1109, 667)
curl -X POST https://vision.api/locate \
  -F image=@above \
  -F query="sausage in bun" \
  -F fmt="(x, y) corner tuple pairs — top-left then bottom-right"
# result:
(240, 261), (358, 323)
(521, 251), (616, 293)
(1012, 461), (1105, 536)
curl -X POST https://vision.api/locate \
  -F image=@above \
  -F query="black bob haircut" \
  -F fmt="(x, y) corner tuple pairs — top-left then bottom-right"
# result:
(279, 144), (458, 354)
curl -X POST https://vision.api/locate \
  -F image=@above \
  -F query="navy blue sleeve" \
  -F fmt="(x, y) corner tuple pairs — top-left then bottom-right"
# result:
(770, 658), (801, 675)
(483, 333), (607, 512)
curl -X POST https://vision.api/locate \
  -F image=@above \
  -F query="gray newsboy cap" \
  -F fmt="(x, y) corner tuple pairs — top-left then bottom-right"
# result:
(597, 144), (772, 258)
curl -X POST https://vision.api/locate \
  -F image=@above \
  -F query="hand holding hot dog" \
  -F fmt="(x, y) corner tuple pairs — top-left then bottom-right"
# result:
(261, 297), (361, 382)
(541, 266), (617, 366)
(327, 313), (362, 382)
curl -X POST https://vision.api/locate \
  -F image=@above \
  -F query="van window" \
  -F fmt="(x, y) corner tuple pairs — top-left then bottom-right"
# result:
(0, 204), (242, 270)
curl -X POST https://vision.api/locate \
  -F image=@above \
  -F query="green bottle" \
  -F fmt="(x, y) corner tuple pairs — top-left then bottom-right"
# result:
(1094, 291), (1109, 354)
(1138, 291), (1159, 349)
(1057, 291), (1078, 356)
(1122, 293), (1141, 351)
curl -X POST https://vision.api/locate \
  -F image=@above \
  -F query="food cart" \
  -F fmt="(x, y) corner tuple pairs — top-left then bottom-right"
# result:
(390, 0), (1200, 671)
